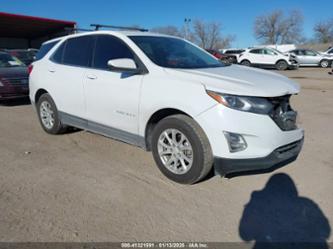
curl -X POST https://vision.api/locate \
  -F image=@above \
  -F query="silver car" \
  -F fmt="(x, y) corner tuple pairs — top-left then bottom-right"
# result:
(288, 49), (332, 68)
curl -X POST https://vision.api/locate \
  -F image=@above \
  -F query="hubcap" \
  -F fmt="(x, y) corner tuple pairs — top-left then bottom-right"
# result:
(278, 62), (286, 70)
(157, 129), (193, 175)
(40, 101), (55, 129)
(321, 61), (328, 67)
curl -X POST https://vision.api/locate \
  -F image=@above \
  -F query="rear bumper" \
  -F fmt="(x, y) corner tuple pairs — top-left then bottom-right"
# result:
(0, 87), (29, 100)
(214, 138), (304, 175)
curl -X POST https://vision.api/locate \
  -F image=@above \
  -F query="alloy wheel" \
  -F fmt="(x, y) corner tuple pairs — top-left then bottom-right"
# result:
(39, 100), (55, 129)
(157, 128), (193, 175)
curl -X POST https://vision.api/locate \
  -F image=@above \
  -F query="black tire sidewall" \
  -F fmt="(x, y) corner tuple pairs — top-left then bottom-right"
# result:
(276, 60), (288, 70)
(320, 60), (329, 68)
(37, 94), (63, 134)
(151, 117), (206, 184)
(241, 60), (251, 66)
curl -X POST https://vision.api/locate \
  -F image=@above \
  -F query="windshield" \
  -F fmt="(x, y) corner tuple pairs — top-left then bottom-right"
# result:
(0, 53), (25, 68)
(129, 36), (225, 69)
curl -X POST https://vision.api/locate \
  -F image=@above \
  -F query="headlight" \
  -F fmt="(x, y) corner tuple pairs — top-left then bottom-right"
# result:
(207, 90), (273, 114)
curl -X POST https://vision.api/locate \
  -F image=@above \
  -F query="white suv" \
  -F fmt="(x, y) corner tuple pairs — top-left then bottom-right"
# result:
(29, 30), (304, 184)
(238, 47), (299, 70)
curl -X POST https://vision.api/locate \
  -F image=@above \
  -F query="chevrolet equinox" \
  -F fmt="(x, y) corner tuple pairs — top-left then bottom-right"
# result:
(29, 30), (304, 184)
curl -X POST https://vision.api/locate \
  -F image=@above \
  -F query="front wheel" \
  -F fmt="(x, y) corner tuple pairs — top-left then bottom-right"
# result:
(320, 60), (329, 68)
(240, 60), (251, 67)
(276, 60), (288, 70)
(151, 114), (213, 184)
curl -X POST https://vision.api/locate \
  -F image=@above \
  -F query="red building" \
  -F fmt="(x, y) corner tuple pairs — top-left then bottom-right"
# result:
(0, 12), (76, 49)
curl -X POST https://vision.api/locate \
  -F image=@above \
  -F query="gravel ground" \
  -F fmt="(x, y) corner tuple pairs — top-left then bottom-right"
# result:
(0, 67), (332, 243)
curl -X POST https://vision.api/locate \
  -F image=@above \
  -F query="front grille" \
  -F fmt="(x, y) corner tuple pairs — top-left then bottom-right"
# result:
(3, 77), (29, 86)
(268, 95), (297, 131)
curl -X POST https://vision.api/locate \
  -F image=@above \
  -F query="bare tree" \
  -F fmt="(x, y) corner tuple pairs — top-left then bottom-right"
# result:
(192, 20), (232, 49)
(150, 26), (181, 37)
(314, 19), (333, 43)
(254, 10), (303, 44)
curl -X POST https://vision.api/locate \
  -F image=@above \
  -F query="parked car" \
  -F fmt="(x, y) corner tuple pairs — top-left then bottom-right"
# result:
(4, 49), (38, 66)
(238, 47), (299, 70)
(29, 31), (304, 184)
(0, 52), (29, 101)
(288, 49), (332, 68)
(321, 47), (333, 56)
(223, 49), (245, 64)
(206, 49), (236, 64)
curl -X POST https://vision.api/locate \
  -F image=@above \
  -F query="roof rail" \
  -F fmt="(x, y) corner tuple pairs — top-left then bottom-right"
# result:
(64, 27), (95, 33)
(90, 24), (148, 32)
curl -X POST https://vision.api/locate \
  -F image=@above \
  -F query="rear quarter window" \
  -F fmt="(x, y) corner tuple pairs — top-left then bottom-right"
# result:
(35, 41), (59, 61)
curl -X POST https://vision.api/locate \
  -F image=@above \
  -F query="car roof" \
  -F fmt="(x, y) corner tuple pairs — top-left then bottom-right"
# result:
(43, 30), (180, 45)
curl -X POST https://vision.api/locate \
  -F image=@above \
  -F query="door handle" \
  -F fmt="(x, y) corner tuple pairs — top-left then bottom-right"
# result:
(48, 69), (56, 73)
(86, 74), (97, 80)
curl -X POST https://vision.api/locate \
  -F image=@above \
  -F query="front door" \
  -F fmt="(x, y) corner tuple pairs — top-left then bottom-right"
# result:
(84, 35), (144, 136)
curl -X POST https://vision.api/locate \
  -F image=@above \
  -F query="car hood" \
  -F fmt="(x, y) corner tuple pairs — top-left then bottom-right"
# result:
(0, 66), (28, 78)
(164, 65), (300, 97)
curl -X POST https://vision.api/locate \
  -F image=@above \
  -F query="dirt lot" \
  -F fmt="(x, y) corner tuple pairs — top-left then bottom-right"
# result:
(0, 67), (332, 243)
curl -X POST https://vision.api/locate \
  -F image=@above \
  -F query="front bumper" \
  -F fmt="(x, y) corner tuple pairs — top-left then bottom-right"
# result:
(287, 62), (299, 69)
(214, 138), (304, 175)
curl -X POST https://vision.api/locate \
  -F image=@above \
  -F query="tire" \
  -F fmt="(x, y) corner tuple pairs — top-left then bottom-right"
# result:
(320, 59), (329, 68)
(240, 60), (251, 67)
(276, 60), (288, 70)
(36, 93), (67, 134)
(151, 114), (213, 184)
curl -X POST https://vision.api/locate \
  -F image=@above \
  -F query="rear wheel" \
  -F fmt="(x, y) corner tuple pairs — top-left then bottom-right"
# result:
(320, 59), (329, 68)
(151, 114), (213, 184)
(37, 93), (66, 134)
(240, 60), (251, 67)
(276, 60), (288, 70)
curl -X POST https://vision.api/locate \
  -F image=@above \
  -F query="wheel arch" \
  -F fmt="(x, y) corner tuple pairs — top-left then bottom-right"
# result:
(319, 59), (329, 67)
(144, 108), (191, 151)
(34, 88), (49, 105)
(276, 59), (288, 64)
(240, 59), (251, 64)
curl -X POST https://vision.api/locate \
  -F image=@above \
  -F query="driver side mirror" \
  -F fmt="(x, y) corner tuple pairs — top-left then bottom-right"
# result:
(107, 58), (138, 72)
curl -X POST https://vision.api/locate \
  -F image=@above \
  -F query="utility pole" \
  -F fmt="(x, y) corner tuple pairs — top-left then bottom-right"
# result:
(184, 18), (191, 40)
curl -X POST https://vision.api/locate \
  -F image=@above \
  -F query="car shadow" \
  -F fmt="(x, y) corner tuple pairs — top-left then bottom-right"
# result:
(239, 173), (331, 249)
(0, 97), (31, 106)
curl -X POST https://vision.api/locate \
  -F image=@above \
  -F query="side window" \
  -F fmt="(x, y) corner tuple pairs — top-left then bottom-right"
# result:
(93, 35), (135, 70)
(35, 40), (59, 61)
(291, 50), (299, 55)
(52, 41), (66, 63)
(264, 49), (276, 55)
(62, 36), (94, 67)
(328, 48), (333, 54)
(297, 50), (305, 56)
(250, 49), (262, 54)
(304, 50), (316, 56)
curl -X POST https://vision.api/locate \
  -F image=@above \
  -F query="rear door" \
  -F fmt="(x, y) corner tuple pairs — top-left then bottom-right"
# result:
(303, 50), (321, 65)
(47, 36), (94, 119)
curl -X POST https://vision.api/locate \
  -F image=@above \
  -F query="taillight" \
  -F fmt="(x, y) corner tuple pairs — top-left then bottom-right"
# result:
(28, 64), (33, 75)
